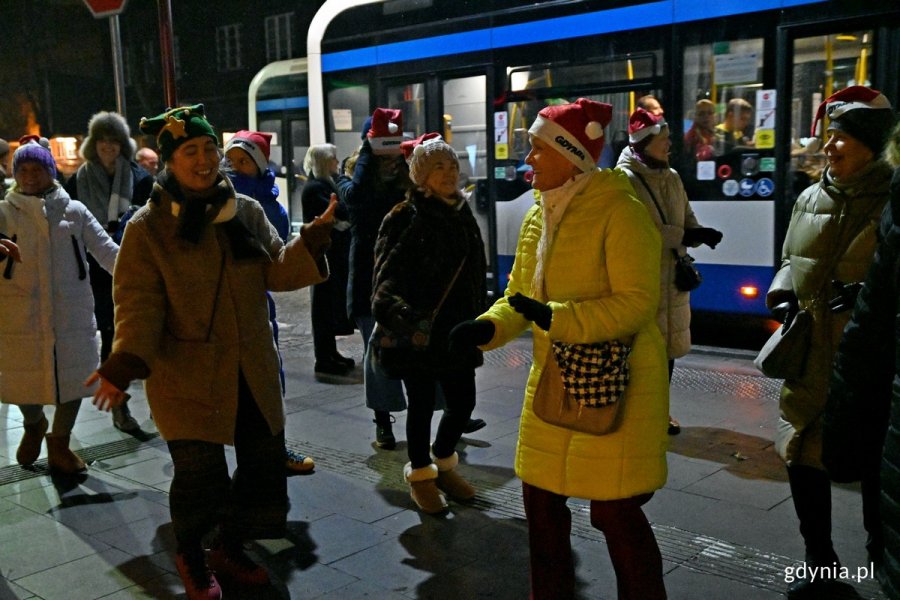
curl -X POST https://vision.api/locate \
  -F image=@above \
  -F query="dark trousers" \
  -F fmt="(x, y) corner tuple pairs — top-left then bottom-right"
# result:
(787, 464), (883, 564)
(310, 279), (339, 361)
(88, 255), (114, 361)
(403, 369), (476, 468)
(522, 482), (667, 600)
(167, 372), (287, 552)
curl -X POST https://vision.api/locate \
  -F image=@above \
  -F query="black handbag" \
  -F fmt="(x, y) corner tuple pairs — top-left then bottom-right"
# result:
(632, 171), (702, 292)
(673, 251), (702, 292)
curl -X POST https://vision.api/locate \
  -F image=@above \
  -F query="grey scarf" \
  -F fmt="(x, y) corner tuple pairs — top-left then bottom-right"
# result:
(76, 156), (133, 227)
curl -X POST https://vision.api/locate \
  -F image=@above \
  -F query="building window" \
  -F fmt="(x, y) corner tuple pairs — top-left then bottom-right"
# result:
(216, 24), (242, 72)
(265, 13), (294, 62)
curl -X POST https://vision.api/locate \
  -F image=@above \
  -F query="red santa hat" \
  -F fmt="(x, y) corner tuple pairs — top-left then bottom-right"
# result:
(527, 98), (612, 172)
(628, 108), (668, 144)
(367, 108), (404, 155)
(225, 130), (272, 175)
(809, 86), (894, 154)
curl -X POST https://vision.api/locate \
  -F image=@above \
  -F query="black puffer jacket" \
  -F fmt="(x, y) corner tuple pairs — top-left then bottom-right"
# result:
(825, 168), (900, 598)
(372, 190), (486, 377)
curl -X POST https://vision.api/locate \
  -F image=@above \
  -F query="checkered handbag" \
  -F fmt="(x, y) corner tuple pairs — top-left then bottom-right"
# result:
(550, 340), (632, 408)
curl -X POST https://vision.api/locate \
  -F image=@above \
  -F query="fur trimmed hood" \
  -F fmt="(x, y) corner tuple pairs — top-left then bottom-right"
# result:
(80, 111), (136, 162)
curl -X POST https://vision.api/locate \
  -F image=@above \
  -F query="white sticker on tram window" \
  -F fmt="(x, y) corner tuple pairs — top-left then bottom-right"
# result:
(723, 179), (739, 197)
(713, 52), (759, 85)
(494, 112), (509, 144)
(332, 109), (352, 131)
(696, 161), (715, 181)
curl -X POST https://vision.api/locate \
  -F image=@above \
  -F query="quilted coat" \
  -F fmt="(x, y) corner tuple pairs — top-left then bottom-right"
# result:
(103, 182), (325, 445)
(616, 146), (700, 359)
(479, 169), (669, 500)
(767, 160), (892, 467)
(825, 169), (900, 598)
(0, 185), (118, 405)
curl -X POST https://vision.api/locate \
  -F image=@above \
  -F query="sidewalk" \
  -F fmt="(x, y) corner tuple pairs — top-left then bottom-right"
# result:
(0, 290), (886, 599)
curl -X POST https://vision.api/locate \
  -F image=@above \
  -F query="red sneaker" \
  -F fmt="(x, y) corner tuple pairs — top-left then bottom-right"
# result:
(208, 542), (270, 585)
(175, 552), (222, 600)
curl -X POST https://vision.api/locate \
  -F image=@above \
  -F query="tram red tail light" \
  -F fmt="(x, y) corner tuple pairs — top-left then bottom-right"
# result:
(740, 285), (759, 299)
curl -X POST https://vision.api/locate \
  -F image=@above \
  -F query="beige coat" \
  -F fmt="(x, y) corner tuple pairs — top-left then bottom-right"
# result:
(110, 189), (324, 444)
(617, 146), (699, 359)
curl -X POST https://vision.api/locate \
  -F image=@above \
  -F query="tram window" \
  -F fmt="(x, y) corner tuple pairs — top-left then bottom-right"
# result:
(328, 83), (369, 163)
(508, 54), (657, 93)
(259, 118), (284, 174)
(789, 31), (873, 195)
(387, 82), (426, 139)
(442, 75), (487, 182)
(681, 38), (766, 200)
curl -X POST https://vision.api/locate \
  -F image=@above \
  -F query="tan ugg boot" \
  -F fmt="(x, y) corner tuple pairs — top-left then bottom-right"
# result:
(46, 434), (86, 474)
(433, 451), (476, 500)
(404, 462), (447, 514)
(16, 414), (49, 466)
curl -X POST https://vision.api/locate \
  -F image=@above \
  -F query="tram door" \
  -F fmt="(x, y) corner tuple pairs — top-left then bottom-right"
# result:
(380, 72), (494, 297)
(493, 55), (662, 295)
(257, 110), (309, 235)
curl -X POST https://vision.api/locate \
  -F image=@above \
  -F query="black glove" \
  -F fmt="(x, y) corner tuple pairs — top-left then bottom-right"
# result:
(448, 319), (495, 353)
(770, 292), (799, 329)
(682, 227), (723, 249)
(508, 293), (552, 331)
(827, 280), (863, 314)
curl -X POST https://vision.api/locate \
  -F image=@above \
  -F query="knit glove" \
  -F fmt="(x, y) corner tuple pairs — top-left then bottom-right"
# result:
(509, 293), (552, 331)
(770, 291), (799, 328)
(682, 227), (723, 249)
(448, 320), (496, 353)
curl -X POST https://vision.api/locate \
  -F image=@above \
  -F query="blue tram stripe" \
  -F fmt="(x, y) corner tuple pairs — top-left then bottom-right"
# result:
(256, 97), (310, 112)
(322, 0), (825, 72)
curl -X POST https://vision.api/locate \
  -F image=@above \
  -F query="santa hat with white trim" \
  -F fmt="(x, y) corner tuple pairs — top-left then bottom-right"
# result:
(809, 86), (895, 154)
(225, 130), (272, 175)
(628, 108), (668, 145)
(528, 98), (612, 172)
(367, 108), (404, 155)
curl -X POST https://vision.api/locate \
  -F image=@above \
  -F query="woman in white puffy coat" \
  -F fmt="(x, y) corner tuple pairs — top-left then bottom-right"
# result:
(0, 139), (118, 474)
(616, 108), (722, 434)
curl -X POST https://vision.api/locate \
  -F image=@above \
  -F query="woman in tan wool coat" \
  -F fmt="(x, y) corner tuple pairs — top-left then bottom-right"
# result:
(88, 105), (334, 600)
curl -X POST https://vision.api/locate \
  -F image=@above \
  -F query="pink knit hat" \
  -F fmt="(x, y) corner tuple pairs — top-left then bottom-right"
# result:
(527, 98), (612, 172)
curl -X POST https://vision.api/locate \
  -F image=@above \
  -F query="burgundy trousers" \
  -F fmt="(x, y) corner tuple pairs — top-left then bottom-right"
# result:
(522, 482), (667, 600)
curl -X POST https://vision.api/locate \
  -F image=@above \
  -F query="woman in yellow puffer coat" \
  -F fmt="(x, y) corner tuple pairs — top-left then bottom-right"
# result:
(450, 99), (669, 600)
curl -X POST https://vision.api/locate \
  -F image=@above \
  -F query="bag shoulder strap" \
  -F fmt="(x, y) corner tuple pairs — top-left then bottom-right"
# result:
(632, 171), (667, 225)
(808, 206), (877, 303)
(430, 255), (467, 319)
(206, 248), (227, 342)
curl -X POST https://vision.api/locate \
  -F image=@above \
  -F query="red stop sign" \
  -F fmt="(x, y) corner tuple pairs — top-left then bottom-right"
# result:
(83, 0), (128, 18)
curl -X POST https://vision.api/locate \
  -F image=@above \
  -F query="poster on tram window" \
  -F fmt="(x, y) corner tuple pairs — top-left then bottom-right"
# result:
(755, 89), (776, 149)
(713, 52), (759, 85)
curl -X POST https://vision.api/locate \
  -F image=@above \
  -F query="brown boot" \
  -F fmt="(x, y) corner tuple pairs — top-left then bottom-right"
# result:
(46, 434), (86, 474)
(404, 462), (447, 514)
(433, 451), (476, 500)
(16, 414), (49, 466)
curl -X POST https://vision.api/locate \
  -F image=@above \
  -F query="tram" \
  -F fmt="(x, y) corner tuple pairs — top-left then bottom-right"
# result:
(250, 0), (900, 323)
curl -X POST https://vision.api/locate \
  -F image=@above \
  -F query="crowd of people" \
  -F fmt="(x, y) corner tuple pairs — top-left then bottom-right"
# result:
(0, 84), (898, 599)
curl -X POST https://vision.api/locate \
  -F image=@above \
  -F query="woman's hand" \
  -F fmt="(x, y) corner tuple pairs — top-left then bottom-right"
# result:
(301, 194), (337, 257)
(448, 320), (495, 352)
(0, 236), (22, 264)
(509, 293), (552, 331)
(682, 227), (723, 249)
(86, 371), (130, 412)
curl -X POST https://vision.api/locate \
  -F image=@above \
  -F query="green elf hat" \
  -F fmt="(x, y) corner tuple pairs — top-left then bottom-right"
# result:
(139, 104), (217, 162)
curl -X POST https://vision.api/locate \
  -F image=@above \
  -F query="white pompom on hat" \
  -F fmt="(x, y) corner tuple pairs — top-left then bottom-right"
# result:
(628, 108), (668, 144)
(367, 108), (404, 155)
(402, 132), (459, 189)
(527, 98), (613, 172)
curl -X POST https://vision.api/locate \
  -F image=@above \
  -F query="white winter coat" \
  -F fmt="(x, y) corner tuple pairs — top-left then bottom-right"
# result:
(0, 185), (118, 405)
(617, 146), (699, 359)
